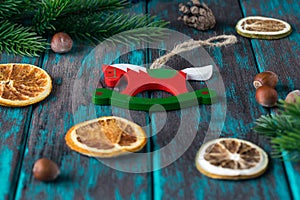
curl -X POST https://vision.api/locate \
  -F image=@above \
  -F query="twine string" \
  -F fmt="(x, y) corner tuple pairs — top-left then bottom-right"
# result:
(149, 35), (237, 69)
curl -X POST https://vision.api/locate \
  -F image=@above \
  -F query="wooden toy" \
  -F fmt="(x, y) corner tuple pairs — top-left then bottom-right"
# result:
(93, 64), (216, 111)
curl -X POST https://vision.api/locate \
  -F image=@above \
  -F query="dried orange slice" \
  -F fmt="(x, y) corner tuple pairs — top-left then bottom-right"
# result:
(236, 16), (292, 39)
(65, 116), (147, 158)
(0, 63), (52, 107)
(195, 138), (268, 180)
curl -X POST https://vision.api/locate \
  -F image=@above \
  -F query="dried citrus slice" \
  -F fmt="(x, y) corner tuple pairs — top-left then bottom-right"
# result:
(195, 138), (268, 180)
(0, 63), (52, 107)
(236, 16), (292, 39)
(65, 116), (147, 158)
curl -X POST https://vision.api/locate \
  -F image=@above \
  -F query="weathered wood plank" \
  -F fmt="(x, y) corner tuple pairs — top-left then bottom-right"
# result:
(14, 2), (152, 200)
(0, 56), (39, 200)
(148, 0), (291, 199)
(14, 46), (152, 200)
(239, 0), (300, 199)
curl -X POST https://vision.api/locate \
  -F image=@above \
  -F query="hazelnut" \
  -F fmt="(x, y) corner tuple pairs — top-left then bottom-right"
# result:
(255, 85), (278, 107)
(253, 71), (278, 89)
(285, 90), (300, 104)
(33, 158), (60, 182)
(51, 32), (73, 53)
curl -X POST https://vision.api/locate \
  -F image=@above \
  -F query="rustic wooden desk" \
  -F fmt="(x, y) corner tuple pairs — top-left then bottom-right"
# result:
(1, 0), (299, 199)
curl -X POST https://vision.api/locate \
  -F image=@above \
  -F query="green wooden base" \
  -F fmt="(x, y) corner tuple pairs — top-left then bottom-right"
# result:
(93, 88), (216, 111)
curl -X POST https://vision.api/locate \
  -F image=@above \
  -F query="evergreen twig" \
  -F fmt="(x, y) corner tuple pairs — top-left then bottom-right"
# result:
(33, 0), (72, 34)
(0, 0), (169, 57)
(53, 13), (169, 44)
(254, 99), (300, 161)
(65, 0), (129, 14)
(32, 0), (130, 34)
(0, 20), (48, 57)
(0, 0), (24, 19)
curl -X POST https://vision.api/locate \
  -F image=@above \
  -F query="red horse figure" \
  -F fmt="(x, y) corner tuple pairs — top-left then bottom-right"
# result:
(102, 64), (189, 96)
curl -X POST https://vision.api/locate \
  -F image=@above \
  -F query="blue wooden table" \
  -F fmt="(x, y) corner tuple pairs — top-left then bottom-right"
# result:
(1, 0), (300, 199)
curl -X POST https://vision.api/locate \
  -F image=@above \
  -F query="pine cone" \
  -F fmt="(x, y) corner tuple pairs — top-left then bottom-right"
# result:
(178, 1), (216, 31)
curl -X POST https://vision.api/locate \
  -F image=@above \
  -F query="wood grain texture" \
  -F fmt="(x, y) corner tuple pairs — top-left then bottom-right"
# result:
(148, 0), (291, 199)
(13, 2), (152, 200)
(239, 0), (300, 199)
(14, 46), (151, 200)
(0, 56), (39, 200)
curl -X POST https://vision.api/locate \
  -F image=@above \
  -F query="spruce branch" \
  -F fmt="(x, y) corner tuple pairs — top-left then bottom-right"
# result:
(33, 0), (72, 34)
(31, 0), (129, 34)
(0, 0), (24, 19)
(65, 0), (129, 14)
(254, 99), (300, 161)
(0, 0), (169, 56)
(0, 20), (48, 57)
(53, 13), (169, 44)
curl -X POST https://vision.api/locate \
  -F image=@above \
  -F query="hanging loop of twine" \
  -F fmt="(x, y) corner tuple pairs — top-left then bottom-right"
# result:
(149, 34), (237, 69)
